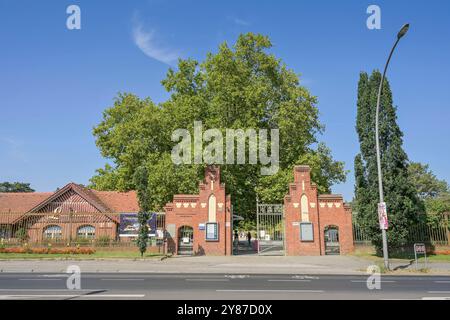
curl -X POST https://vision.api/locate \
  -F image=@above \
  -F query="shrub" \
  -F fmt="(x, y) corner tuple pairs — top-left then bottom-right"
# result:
(0, 247), (95, 255)
(95, 235), (111, 247)
(15, 228), (29, 242)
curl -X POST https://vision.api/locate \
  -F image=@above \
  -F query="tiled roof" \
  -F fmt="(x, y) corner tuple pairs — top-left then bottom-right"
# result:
(92, 190), (139, 212)
(0, 192), (53, 213)
(0, 186), (139, 214)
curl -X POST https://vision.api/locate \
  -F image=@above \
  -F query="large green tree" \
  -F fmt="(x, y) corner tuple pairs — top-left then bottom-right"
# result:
(408, 162), (450, 225)
(408, 162), (449, 200)
(90, 33), (346, 219)
(354, 71), (424, 251)
(0, 182), (34, 193)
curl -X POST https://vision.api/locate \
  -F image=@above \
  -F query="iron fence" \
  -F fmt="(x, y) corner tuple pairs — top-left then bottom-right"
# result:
(353, 221), (450, 246)
(0, 212), (166, 248)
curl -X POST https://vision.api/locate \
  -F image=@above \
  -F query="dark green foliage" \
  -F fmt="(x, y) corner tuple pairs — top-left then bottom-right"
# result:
(354, 71), (425, 251)
(0, 182), (34, 193)
(134, 166), (150, 257)
(90, 33), (346, 220)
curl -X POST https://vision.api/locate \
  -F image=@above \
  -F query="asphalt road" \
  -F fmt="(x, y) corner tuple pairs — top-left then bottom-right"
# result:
(0, 273), (449, 300)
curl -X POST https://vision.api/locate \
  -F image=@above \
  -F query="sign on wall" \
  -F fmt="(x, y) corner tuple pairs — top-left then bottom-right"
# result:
(205, 222), (219, 241)
(300, 222), (314, 241)
(119, 213), (157, 237)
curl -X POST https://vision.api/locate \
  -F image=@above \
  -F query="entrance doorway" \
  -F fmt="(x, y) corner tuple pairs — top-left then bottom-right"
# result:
(256, 203), (285, 256)
(178, 226), (194, 255)
(324, 226), (340, 255)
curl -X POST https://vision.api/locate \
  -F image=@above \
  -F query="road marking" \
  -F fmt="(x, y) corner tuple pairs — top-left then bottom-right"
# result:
(428, 291), (450, 294)
(351, 280), (396, 283)
(422, 297), (450, 300)
(224, 275), (250, 279)
(0, 294), (145, 299)
(186, 279), (230, 282)
(216, 289), (324, 293)
(434, 281), (450, 284)
(268, 279), (311, 282)
(292, 275), (319, 280)
(0, 289), (104, 292)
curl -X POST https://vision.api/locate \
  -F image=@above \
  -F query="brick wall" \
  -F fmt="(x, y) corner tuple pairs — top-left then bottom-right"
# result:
(164, 166), (232, 256)
(284, 166), (354, 256)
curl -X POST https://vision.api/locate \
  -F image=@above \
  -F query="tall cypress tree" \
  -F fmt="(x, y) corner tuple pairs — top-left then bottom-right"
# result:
(354, 71), (424, 252)
(134, 166), (151, 257)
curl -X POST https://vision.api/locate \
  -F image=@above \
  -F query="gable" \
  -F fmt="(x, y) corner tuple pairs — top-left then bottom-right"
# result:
(35, 189), (102, 213)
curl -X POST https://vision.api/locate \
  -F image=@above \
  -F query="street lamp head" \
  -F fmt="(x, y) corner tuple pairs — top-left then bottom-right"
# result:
(397, 24), (410, 39)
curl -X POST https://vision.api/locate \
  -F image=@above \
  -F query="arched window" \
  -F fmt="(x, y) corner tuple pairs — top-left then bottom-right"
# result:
(77, 225), (95, 239)
(208, 194), (217, 222)
(43, 225), (62, 240)
(301, 194), (309, 222)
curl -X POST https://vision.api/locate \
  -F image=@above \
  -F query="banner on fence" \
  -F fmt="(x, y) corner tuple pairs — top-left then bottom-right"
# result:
(119, 213), (157, 237)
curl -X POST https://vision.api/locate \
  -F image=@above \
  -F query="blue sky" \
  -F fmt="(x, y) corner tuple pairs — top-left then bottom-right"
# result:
(1, 0), (449, 201)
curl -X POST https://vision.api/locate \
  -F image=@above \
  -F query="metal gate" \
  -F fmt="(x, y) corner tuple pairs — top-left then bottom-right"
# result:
(178, 226), (194, 255)
(324, 226), (340, 255)
(256, 202), (285, 256)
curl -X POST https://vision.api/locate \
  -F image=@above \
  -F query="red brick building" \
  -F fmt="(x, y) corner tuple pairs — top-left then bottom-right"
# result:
(0, 183), (139, 243)
(164, 166), (233, 256)
(0, 165), (353, 256)
(284, 166), (354, 255)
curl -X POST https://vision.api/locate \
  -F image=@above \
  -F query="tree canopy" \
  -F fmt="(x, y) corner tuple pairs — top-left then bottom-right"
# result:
(354, 71), (424, 251)
(90, 33), (346, 220)
(0, 182), (34, 193)
(408, 162), (449, 200)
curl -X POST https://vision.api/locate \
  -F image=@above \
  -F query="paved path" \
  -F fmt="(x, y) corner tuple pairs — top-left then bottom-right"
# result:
(0, 256), (371, 274)
(0, 273), (450, 300)
(1, 255), (449, 275)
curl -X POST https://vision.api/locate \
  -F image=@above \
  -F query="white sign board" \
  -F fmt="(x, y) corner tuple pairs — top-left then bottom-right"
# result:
(378, 202), (388, 230)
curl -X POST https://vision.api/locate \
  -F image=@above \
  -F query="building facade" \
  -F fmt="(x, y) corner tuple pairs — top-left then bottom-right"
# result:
(0, 183), (139, 243)
(164, 166), (233, 256)
(284, 166), (354, 255)
(0, 165), (353, 256)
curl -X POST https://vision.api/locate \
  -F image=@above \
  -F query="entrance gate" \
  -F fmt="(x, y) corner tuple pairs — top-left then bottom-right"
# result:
(324, 226), (340, 255)
(256, 202), (285, 256)
(178, 226), (194, 255)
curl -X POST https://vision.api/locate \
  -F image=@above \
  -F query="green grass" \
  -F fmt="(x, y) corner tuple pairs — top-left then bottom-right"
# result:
(351, 251), (450, 263)
(0, 250), (165, 260)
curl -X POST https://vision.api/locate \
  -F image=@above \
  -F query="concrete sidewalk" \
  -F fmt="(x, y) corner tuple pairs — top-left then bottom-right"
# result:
(0, 255), (449, 275)
(0, 255), (408, 274)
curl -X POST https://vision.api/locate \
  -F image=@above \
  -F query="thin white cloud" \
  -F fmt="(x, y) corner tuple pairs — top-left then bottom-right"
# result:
(234, 18), (251, 26)
(132, 21), (180, 65)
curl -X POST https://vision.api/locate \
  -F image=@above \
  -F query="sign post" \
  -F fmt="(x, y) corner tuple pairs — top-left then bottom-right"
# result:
(378, 202), (388, 230)
(414, 243), (427, 270)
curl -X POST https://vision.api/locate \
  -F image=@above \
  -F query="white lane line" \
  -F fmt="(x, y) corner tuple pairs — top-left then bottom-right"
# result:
(434, 281), (450, 284)
(216, 289), (324, 293)
(428, 291), (450, 294)
(268, 279), (311, 282)
(422, 297), (450, 300)
(186, 279), (230, 282)
(0, 289), (104, 292)
(351, 280), (396, 283)
(101, 279), (145, 281)
(0, 294), (146, 299)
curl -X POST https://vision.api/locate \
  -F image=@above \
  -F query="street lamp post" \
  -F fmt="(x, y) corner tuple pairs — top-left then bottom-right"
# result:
(375, 24), (410, 270)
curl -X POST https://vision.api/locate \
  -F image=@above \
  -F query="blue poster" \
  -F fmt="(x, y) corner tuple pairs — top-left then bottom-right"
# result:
(119, 213), (157, 237)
